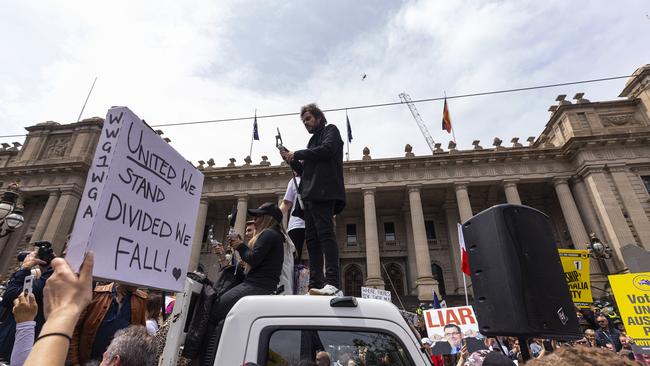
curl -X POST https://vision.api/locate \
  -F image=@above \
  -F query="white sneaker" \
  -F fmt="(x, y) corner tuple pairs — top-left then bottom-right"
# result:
(308, 284), (344, 296)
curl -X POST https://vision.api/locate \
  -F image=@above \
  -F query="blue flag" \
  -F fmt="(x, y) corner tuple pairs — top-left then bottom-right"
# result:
(433, 291), (441, 309)
(346, 114), (352, 143)
(252, 113), (259, 141)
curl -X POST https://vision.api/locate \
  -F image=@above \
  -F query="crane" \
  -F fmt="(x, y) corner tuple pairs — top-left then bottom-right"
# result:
(398, 92), (436, 153)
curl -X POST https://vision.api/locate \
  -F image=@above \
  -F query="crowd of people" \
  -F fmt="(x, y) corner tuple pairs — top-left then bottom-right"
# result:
(408, 300), (649, 366)
(0, 103), (647, 366)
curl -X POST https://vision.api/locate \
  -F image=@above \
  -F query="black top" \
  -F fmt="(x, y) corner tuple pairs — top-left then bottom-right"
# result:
(291, 123), (346, 214)
(236, 226), (284, 291)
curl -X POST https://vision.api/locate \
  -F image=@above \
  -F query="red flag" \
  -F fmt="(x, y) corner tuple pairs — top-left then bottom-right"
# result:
(457, 223), (470, 276)
(442, 98), (452, 133)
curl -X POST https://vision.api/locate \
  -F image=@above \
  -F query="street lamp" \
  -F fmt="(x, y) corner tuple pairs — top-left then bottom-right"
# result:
(588, 233), (612, 275)
(0, 182), (24, 238)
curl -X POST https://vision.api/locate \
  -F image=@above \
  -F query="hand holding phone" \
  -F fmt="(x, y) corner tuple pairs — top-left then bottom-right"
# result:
(23, 275), (34, 297)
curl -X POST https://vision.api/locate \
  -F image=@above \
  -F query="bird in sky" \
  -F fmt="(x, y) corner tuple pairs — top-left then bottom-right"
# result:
(361, 73), (367, 81)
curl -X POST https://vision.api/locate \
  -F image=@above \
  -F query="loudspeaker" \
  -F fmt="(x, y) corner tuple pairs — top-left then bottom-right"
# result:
(462, 204), (581, 338)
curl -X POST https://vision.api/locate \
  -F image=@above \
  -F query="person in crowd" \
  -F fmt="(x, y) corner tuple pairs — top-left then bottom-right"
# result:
(618, 334), (635, 361)
(584, 328), (597, 347)
(0, 247), (54, 362)
(280, 172), (306, 262)
(68, 282), (148, 365)
(23, 252), (94, 366)
(9, 292), (37, 366)
(529, 339), (543, 358)
(506, 338), (522, 364)
(524, 345), (637, 366)
(481, 351), (515, 366)
(99, 325), (157, 366)
(145, 293), (163, 335)
(280, 103), (346, 296)
(315, 350), (332, 366)
(595, 314), (622, 351)
(200, 202), (285, 365)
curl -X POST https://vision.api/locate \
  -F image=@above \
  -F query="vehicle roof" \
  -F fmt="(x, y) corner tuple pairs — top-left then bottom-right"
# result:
(226, 295), (410, 325)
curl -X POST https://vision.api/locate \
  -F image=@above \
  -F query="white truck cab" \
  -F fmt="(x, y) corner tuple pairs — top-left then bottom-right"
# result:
(160, 280), (430, 365)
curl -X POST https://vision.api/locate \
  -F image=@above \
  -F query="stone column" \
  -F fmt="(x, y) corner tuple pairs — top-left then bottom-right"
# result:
(571, 177), (605, 240)
(502, 179), (522, 205)
(408, 185), (438, 300)
(581, 166), (635, 265)
(444, 201), (464, 294)
(402, 207), (417, 295)
(31, 190), (60, 241)
(608, 165), (650, 249)
(454, 182), (473, 223)
(363, 188), (384, 288)
(41, 189), (81, 253)
(553, 177), (590, 249)
(234, 195), (249, 236)
(188, 199), (209, 272)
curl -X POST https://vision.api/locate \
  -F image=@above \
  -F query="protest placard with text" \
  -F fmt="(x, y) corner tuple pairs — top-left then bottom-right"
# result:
(609, 272), (650, 354)
(361, 287), (392, 302)
(423, 306), (485, 355)
(558, 249), (593, 308)
(66, 107), (204, 292)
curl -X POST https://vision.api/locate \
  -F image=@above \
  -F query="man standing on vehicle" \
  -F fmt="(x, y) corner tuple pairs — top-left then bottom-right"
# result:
(280, 103), (346, 296)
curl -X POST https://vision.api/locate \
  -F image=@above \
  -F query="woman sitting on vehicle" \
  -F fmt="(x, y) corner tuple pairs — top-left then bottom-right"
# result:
(201, 202), (286, 364)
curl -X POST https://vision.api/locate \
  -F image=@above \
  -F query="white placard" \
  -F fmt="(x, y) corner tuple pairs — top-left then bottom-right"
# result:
(66, 107), (204, 292)
(361, 287), (392, 302)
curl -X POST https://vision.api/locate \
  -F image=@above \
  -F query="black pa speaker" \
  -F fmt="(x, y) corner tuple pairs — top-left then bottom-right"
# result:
(462, 204), (581, 338)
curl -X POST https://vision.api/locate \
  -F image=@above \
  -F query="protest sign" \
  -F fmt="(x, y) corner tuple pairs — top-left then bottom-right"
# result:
(423, 306), (485, 355)
(558, 249), (593, 308)
(66, 107), (204, 292)
(361, 287), (392, 302)
(399, 310), (419, 326)
(609, 272), (650, 354)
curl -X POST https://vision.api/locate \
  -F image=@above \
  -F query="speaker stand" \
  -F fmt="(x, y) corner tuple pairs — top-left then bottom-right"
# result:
(518, 337), (531, 361)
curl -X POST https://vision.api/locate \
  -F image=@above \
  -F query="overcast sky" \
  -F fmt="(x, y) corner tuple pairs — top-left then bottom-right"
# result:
(1, 1), (648, 165)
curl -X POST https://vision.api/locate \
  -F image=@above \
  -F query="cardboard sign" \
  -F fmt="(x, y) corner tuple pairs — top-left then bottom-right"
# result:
(399, 310), (419, 326)
(558, 249), (593, 308)
(609, 272), (650, 354)
(423, 306), (484, 355)
(66, 107), (204, 292)
(361, 287), (392, 302)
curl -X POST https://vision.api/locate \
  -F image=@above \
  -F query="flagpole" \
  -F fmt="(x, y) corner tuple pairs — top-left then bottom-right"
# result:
(77, 76), (98, 122)
(248, 109), (256, 158)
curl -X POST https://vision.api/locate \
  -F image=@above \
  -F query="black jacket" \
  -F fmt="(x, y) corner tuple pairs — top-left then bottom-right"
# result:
(291, 123), (346, 214)
(236, 226), (284, 291)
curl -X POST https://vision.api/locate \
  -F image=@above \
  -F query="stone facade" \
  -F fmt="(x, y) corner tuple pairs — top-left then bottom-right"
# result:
(1, 65), (650, 302)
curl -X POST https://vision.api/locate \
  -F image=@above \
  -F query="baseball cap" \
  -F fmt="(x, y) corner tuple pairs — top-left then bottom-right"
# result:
(247, 202), (283, 224)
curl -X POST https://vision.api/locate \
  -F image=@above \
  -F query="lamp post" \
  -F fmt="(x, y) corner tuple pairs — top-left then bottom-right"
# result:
(588, 233), (612, 275)
(0, 182), (25, 238)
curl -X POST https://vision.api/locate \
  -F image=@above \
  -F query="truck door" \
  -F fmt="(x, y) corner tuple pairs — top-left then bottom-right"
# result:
(244, 317), (430, 365)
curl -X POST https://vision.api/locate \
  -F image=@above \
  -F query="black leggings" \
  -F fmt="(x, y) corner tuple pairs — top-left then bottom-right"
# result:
(289, 227), (305, 262)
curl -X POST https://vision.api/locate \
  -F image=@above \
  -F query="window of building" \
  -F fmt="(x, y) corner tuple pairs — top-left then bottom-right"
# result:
(344, 265), (363, 298)
(346, 223), (358, 246)
(643, 176), (650, 194)
(264, 328), (415, 366)
(425, 220), (436, 241)
(384, 222), (396, 243)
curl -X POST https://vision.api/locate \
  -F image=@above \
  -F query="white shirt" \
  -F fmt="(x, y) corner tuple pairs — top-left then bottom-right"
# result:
(283, 177), (305, 231)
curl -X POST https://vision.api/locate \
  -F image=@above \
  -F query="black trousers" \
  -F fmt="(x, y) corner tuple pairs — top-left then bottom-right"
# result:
(304, 200), (340, 289)
(288, 227), (305, 262)
(201, 281), (273, 365)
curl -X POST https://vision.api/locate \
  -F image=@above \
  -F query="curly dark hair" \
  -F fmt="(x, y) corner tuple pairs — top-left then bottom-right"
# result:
(300, 103), (328, 124)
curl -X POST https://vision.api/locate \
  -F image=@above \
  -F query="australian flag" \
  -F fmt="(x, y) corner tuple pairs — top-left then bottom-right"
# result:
(346, 115), (353, 143)
(252, 113), (259, 140)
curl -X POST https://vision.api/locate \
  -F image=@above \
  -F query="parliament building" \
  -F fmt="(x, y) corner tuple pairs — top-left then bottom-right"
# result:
(1, 65), (649, 303)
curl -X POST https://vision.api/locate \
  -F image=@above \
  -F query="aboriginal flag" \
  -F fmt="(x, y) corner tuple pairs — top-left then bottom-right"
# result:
(442, 98), (452, 133)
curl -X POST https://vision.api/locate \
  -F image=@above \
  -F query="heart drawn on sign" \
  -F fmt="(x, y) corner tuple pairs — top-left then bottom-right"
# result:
(172, 268), (182, 281)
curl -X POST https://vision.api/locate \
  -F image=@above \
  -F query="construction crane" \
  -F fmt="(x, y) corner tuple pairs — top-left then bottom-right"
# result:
(398, 92), (435, 152)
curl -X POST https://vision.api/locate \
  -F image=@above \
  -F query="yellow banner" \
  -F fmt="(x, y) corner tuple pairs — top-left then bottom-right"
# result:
(609, 273), (650, 354)
(558, 249), (593, 308)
